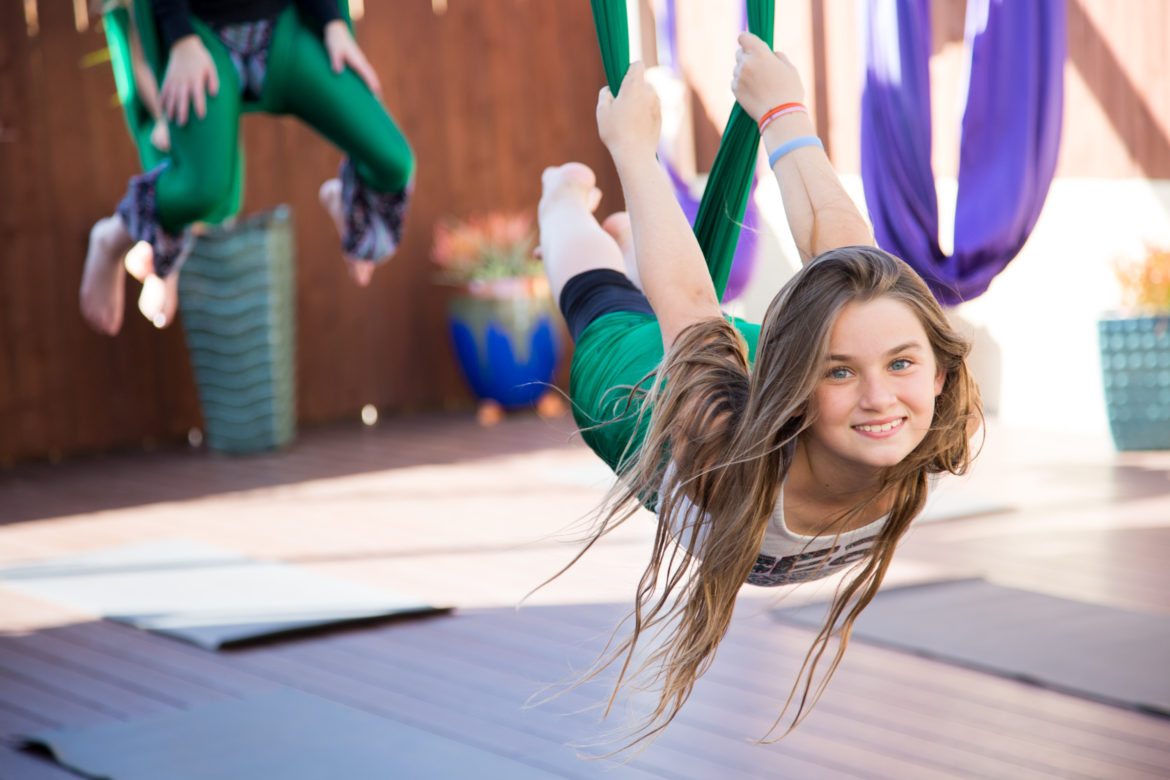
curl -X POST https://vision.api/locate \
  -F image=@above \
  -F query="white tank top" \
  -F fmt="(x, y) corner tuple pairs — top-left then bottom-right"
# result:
(661, 463), (886, 587)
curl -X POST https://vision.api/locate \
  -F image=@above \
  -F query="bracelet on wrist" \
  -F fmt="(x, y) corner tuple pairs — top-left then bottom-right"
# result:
(767, 135), (823, 168)
(758, 102), (807, 132)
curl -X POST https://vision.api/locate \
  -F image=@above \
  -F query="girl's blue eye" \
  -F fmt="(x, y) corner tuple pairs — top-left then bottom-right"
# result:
(890, 358), (912, 371)
(827, 366), (851, 380)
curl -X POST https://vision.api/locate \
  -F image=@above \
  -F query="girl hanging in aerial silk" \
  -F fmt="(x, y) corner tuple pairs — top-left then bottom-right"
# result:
(81, 0), (413, 336)
(536, 32), (981, 749)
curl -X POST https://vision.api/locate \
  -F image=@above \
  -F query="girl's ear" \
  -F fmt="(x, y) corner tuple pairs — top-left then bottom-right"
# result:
(934, 364), (946, 397)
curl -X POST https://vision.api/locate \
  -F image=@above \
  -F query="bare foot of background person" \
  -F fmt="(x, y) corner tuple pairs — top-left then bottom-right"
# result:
(601, 211), (641, 290)
(347, 258), (375, 286)
(123, 239), (152, 280)
(124, 241), (179, 329)
(137, 273), (180, 329)
(80, 216), (135, 336)
(319, 178), (376, 287)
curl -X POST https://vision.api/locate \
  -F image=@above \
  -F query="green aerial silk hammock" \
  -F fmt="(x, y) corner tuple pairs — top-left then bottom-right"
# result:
(589, 0), (774, 299)
(100, 0), (358, 224)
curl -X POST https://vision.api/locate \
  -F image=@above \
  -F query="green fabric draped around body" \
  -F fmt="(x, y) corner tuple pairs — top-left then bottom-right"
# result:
(589, 0), (774, 299)
(570, 2), (774, 475)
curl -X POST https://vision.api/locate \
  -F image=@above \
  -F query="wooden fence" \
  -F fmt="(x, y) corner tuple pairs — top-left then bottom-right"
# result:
(1, 0), (1168, 464)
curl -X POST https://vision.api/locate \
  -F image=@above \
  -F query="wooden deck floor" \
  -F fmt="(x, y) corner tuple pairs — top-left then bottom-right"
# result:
(1, 413), (1168, 778)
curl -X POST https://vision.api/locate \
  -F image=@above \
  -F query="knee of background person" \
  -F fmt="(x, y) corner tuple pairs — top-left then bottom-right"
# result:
(355, 138), (415, 193)
(160, 166), (238, 230)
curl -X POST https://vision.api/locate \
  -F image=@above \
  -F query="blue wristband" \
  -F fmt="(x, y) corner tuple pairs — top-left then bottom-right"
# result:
(767, 136), (824, 168)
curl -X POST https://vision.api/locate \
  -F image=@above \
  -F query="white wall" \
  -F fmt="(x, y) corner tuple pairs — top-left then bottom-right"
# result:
(731, 175), (1170, 435)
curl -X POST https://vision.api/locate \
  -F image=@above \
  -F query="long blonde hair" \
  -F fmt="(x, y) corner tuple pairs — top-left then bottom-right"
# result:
(564, 246), (980, 750)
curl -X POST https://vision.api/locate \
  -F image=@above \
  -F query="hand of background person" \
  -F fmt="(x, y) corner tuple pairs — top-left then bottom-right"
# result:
(324, 20), (382, 98)
(160, 35), (219, 126)
(149, 118), (171, 152)
(596, 61), (662, 164)
(731, 32), (805, 123)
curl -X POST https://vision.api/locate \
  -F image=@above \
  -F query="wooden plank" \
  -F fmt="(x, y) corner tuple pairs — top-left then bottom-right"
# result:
(0, 699), (56, 734)
(0, 669), (119, 730)
(0, 630), (239, 706)
(0, 643), (178, 720)
(53, 621), (277, 696)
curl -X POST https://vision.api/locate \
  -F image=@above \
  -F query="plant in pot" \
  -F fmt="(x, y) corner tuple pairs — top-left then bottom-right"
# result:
(1100, 244), (1170, 450)
(431, 211), (566, 425)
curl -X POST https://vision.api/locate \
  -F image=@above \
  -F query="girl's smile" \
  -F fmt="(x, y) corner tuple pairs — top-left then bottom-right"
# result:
(852, 416), (906, 436)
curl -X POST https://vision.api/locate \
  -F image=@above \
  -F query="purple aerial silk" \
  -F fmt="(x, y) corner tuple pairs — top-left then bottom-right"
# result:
(659, 0), (760, 303)
(860, 0), (1065, 305)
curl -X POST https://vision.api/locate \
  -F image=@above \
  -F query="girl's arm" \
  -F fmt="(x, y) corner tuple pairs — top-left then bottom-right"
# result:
(598, 63), (722, 350)
(732, 32), (874, 263)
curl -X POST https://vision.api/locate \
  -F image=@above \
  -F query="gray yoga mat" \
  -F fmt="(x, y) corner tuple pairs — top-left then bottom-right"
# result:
(21, 688), (551, 780)
(774, 578), (1170, 716)
(0, 539), (448, 649)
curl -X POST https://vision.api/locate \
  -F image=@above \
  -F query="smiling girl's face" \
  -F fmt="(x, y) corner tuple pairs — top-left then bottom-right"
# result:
(802, 296), (945, 477)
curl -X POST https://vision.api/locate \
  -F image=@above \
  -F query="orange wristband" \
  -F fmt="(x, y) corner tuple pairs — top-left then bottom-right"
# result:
(758, 102), (807, 132)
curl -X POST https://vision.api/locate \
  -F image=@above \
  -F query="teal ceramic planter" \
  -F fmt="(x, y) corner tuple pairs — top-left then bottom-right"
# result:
(178, 207), (297, 454)
(1098, 315), (1170, 450)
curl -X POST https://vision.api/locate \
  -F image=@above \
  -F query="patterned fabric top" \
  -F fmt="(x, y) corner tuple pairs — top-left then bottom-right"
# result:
(661, 464), (885, 588)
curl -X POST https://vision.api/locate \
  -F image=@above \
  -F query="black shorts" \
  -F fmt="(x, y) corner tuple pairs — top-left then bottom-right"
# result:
(558, 269), (655, 342)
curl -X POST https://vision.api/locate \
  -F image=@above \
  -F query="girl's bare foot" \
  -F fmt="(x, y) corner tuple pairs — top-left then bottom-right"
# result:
(124, 241), (179, 328)
(537, 163), (628, 301)
(319, 178), (376, 287)
(80, 216), (135, 336)
(601, 211), (641, 290)
(538, 163), (602, 219)
(535, 162), (603, 261)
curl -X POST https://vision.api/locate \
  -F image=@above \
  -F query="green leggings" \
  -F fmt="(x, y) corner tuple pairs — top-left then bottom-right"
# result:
(569, 311), (760, 474)
(150, 6), (412, 239)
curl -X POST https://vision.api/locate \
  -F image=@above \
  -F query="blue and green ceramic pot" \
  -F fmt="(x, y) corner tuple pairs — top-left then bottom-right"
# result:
(446, 276), (562, 409)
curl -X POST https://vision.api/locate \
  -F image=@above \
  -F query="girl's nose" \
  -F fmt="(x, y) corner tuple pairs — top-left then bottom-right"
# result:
(859, 373), (895, 410)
